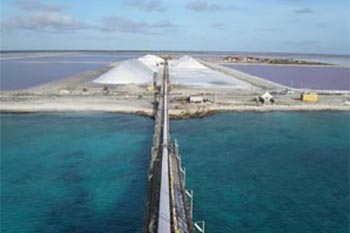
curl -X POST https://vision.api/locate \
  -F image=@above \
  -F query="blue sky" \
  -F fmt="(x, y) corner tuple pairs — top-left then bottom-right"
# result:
(0, 0), (349, 54)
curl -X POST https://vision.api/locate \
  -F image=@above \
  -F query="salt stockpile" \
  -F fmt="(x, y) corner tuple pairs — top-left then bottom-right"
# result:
(93, 54), (163, 85)
(170, 55), (253, 89)
(93, 54), (252, 88)
(138, 54), (163, 71)
(171, 55), (207, 69)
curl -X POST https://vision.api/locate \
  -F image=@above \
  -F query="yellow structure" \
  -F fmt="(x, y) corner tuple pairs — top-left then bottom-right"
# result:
(301, 92), (318, 102)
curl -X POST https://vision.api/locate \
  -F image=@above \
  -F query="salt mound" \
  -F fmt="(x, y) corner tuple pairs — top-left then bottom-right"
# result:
(93, 54), (253, 89)
(170, 55), (254, 89)
(94, 54), (163, 85)
(138, 54), (163, 72)
(172, 55), (208, 69)
(93, 59), (155, 84)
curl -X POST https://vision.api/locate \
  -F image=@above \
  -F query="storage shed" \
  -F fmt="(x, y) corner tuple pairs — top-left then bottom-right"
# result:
(301, 92), (318, 102)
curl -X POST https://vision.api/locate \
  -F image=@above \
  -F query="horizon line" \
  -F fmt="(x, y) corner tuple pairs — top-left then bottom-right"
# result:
(0, 49), (349, 57)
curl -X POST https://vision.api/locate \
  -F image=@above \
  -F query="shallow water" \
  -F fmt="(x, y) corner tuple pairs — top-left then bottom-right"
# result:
(1, 113), (153, 233)
(0, 53), (140, 90)
(225, 64), (350, 90)
(197, 52), (350, 66)
(172, 112), (349, 233)
(1, 51), (349, 90)
(1, 112), (349, 233)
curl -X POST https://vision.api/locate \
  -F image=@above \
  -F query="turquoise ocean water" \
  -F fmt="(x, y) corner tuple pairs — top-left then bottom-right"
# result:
(172, 112), (349, 233)
(1, 112), (349, 233)
(1, 113), (153, 233)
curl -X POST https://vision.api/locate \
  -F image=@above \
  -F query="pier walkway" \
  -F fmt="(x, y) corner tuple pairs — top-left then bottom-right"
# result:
(143, 60), (205, 233)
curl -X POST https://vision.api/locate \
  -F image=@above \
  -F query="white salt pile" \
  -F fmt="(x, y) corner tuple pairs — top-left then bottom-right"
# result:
(138, 54), (163, 71)
(94, 54), (252, 89)
(93, 54), (163, 85)
(171, 55), (207, 69)
(170, 55), (253, 89)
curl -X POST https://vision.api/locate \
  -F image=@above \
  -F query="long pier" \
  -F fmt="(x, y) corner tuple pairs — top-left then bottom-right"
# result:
(144, 60), (205, 233)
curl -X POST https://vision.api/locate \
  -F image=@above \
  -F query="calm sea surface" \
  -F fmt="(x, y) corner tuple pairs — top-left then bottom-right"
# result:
(172, 112), (349, 233)
(1, 113), (153, 233)
(1, 112), (349, 233)
(225, 64), (350, 90)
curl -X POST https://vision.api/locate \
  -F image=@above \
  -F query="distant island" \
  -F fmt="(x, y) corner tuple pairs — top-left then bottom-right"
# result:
(223, 56), (332, 65)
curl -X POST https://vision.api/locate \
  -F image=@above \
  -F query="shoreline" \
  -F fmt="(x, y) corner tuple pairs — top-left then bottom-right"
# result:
(215, 61), (350, 68)
(1, 57), (349, 119)
(1, 103), (349, 119)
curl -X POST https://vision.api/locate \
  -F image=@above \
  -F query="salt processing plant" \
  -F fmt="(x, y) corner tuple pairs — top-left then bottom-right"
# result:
(0, 53), (349, 116)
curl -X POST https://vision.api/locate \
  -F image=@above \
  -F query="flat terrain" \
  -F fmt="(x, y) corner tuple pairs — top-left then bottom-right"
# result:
(1, 60), (349, 117)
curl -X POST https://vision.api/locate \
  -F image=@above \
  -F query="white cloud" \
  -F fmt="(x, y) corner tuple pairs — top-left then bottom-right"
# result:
(13, 0), (64, 12)
(125, 0), (166, 12)
(294, 7), (314, 14)
(99, 17), (177, 34)
(186, 1), (235, 12)
(1, 13), (89, 32)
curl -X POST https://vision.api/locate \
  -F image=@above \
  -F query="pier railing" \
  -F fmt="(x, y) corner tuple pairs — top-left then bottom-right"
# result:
(170, 139), (205, 233)
(144, 60), (205, 233)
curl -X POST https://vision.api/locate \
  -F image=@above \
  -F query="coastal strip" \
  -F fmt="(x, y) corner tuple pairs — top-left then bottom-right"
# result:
(1, 95), (349, 119)
(1, 55), (349, 118)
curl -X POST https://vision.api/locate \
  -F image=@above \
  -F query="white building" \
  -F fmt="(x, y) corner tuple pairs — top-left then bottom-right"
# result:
(189, 96), (204, 103)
